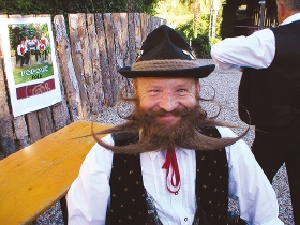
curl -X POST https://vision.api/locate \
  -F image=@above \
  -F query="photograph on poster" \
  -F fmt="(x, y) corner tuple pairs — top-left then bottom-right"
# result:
(0, 17), (61, 117)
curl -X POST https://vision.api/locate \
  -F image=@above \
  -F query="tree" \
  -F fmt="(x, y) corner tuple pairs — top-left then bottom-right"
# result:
(0, 0), (159, 17)
(179, 0), (212, 38)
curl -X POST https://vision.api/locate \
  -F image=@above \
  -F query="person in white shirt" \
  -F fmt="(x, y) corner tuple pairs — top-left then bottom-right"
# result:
(39, 32), (48, 62)
(211, 0), (300, 224)
(16, 39), (28, 67)
(68, 25), (283, 225)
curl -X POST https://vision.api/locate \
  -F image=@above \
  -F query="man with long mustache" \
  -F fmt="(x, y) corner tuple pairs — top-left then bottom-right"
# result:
(68, 25), (283, 225)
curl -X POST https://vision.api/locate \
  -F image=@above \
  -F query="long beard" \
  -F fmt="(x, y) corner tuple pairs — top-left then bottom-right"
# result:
(92, 105), (247, 154)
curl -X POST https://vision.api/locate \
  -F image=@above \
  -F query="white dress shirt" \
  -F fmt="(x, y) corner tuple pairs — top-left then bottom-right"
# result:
(211, 13), (300, 70)
(68, 127), (283, 225)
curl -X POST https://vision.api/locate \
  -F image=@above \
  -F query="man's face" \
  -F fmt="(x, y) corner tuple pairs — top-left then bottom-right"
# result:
(135, 77), (199, 125)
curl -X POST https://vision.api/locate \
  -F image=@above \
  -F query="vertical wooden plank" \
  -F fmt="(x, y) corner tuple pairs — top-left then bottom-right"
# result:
(51, 43), (71, 131)
(54, 15), (80, 123)
(146, 14), (152, 37)
(80, 14), (94, 117)
(103, 13), (118, 105)
(13, 116), (30, 149)
(148, 16), (161, 32)
(113, 13), (127, 95)
(119, 13), (130, 67)
(0, 15), (15, 157)
(119, 13), (132, 92)
(86, 14), (105, 115)
(134, 13), (142, 59)
(113, 13), (124, 70)
(69, 13), (89, 119)
(49, 15), (72, 130)
(151, 16), (163, 29)
(128, 13), (136, 66)
(94, 13), (112, 107)
(26, 112), (42, 143)
(0, 59), (16, 157)
(140, 13), (148, 44)
(38, 107), (54, 137)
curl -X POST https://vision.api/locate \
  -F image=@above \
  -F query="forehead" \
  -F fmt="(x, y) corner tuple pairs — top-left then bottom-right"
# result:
(135, 77), (197, 89)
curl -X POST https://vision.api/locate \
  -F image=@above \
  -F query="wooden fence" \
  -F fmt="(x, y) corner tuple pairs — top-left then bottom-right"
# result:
(0, 13), (166, 157)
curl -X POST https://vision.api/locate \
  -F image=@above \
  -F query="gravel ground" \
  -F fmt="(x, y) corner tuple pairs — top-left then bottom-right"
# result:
(35, 59), (294, 224)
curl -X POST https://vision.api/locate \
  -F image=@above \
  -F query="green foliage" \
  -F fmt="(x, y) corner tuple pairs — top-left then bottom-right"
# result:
(176, 22), (194, 40)
(153, 0), (193, 27)
(175, 17), (211, 59)
(191, 35), (210, 58)
(175, 14), (209, 38)
(0, 0), (159, 17)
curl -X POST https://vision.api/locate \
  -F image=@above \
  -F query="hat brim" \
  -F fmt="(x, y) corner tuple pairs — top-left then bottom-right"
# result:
(118, 64), (215, 78)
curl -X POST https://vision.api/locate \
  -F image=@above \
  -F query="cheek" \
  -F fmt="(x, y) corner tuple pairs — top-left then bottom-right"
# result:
(182, 101), (197, 109)
(179, 95), (197, 108)
(138, 96), (157, 110)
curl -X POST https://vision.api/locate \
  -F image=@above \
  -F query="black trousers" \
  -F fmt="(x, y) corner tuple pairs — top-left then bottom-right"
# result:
(252, 125), (300, 224)
(19, 55), (25, 66)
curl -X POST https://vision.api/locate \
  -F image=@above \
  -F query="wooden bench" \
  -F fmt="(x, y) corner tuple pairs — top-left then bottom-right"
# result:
(0, 121), (112, 225)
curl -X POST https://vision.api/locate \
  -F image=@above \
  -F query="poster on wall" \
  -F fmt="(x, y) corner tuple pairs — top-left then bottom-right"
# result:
(0, 16), (61, 117)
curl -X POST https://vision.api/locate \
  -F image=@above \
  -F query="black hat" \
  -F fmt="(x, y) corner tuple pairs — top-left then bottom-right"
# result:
(118, 25), (215, 78)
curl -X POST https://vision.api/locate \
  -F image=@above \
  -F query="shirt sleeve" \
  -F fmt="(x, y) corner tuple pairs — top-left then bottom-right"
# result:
(218, 127), (283, 225)
(68, 135), (114, 225)
(210, 29), (275, 70)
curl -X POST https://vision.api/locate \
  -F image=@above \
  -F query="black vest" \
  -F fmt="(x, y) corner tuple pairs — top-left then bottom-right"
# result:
(238, 20), (300, 126)
(106, 128), (230, 225)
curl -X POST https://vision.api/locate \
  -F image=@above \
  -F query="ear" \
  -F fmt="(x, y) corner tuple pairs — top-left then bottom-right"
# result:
(278, 3), (284, 17)
(277, 3), (285, 23)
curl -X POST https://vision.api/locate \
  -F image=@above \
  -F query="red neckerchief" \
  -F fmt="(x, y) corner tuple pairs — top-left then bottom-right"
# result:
(162, 147), (181, 194)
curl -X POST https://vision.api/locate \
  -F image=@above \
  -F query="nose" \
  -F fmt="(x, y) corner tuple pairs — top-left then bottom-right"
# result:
(159, 91), (178, 111)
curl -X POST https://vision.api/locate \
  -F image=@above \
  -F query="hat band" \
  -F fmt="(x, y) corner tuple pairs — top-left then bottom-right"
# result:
(132, 59), (200, 71)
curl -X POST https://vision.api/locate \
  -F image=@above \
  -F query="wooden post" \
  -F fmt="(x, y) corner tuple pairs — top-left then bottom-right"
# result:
(54, 15), (79, 123)
(86, 14), (106, 115)
(0, 58), (16, 156)
(103, 13), (118, 105)
(94, 13), (113, 107)
(68, 13), (90, 119)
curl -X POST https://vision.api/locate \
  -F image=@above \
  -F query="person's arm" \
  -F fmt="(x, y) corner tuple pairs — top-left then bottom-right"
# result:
(218, 127), (283, 225)
(211, 29), (275, 70)
(68, 135), (114, 225)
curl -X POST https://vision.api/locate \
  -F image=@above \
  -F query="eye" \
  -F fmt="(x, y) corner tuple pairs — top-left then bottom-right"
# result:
(150, 89), (160, 93)
(177, 88), (187, 93)
(146, 89), (161, 96)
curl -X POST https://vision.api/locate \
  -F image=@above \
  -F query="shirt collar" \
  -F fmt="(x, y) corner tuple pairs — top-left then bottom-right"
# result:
(147, 147), (193, 161)
(282, 12), (300, 25)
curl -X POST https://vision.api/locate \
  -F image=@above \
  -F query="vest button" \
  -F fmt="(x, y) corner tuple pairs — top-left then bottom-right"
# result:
(184, 218), (188, 222)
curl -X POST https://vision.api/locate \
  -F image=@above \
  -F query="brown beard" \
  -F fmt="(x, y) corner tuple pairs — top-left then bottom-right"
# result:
(91, 104), (248, 154)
